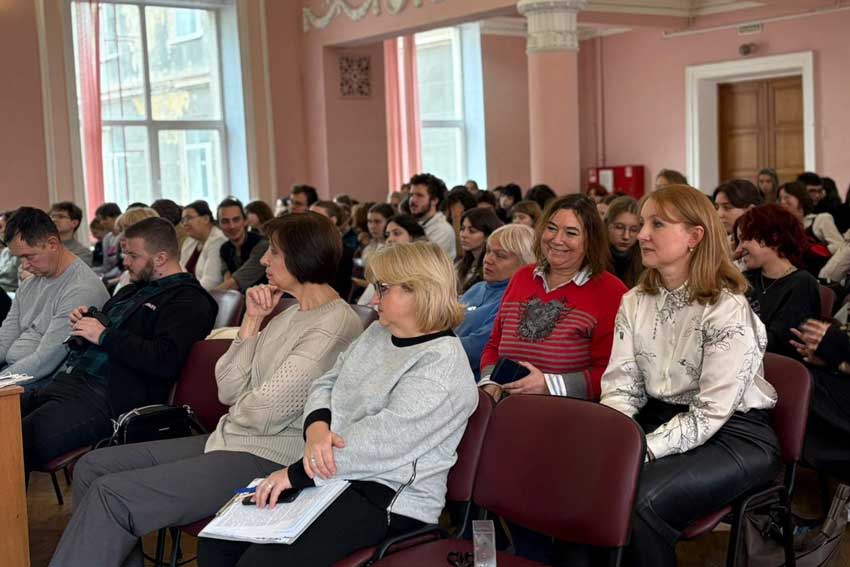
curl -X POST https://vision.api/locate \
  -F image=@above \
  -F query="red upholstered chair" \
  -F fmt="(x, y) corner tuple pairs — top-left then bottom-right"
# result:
(29, 445), (94, 505)
(332, 389), (495, 567)
(371, 394), (646, 567)
(819, 285), (836, 319)
(209, 289), (245, 328)
(680, 353), (812, 567)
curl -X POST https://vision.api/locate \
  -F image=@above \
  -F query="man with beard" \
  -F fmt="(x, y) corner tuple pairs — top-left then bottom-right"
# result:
(214, 198), (268, 292)
(408, 173), (456, 260)
(20, 217), (217, 477)
(0, 208), (108, 383)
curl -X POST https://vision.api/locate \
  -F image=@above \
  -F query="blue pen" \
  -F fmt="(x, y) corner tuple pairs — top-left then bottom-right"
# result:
(234, 487), (256, 495)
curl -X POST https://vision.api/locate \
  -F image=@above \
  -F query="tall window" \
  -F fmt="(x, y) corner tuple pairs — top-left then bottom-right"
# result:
(72, 2), (227, 208)
(415, 28), (465, 186)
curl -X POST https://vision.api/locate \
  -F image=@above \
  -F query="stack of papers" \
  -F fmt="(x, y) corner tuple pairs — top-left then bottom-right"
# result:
(200, 479), (350, 544)
(0, 374), (35, 388)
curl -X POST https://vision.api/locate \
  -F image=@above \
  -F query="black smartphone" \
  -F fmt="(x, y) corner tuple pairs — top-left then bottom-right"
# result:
(490, 358), (530, 385)
(242, 488), (301, 506)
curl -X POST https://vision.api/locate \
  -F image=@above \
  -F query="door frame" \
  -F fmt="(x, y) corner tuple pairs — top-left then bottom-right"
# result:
(685, 51), (815, 192)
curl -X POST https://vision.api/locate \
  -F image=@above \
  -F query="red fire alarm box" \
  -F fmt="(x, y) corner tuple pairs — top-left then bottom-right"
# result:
(587, 165), (645, 199)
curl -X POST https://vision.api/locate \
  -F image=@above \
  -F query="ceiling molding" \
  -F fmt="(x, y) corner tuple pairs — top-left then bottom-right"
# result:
(480, 17), (630, 40)
(583, 0), (765, 18)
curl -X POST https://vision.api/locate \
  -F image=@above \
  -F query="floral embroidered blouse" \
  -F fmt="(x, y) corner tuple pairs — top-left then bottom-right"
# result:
(600, 283), (777, 460)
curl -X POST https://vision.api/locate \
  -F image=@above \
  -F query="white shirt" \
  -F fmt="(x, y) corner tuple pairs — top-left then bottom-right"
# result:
(420, 211), (456, 261)
(600, 284), (777, 461)
(180, 226), (228, 290)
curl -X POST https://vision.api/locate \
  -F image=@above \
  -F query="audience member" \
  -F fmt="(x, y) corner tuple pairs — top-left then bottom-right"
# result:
(735, 204), (820, 359)
(358, 214), (427, 305)
(465, 179), (480, 197)
(601, 184), (779, 567)
(713, 179), (763, 236)
(150, 199), (185, 248)
(456, 224), (535, 380)
(350, 201), (373, 252)
(479, 194), (626, 403)
(476, 190), (498, 211)
(820, 176), (850, 232)
(596, 193), (619, 220)
(408, 173), (456, 260)
(757, 168), (779, 203)
(654, 168), (688, 190)
(93, 202), (123, 279)
(606, 196), (644, 288)
(50, 214), (362, 567)
(49, 202), (93, 266)
(790, 319), (850, 480)
(288, 185), (319, 215)
(21, 217), (216, 478)
(0, 208), (108, 382)
(180, 200), (227, 290)
(245, 200), (274, 234)
(445, 187), (478, 258)
(215, 198), (269, 292)
(498, 183), (523, 221)
(778, 181), (845, 276)
(127, 202), (148, 209)
(111, 207), (160, 294)
(456, 208), (503, 293)
(197, 241), (477, 567)
(88, 218), (105, 268)
(586, 183), (609, 204)
(0, 210), (19, 292)
(310, 202), (354, 300)
(510, 199), (542, 228)
(387, 190), (403, 212)
(798, 171), (826, 209)
(361, 203), (393, 265)
(525, 184), (556, 211)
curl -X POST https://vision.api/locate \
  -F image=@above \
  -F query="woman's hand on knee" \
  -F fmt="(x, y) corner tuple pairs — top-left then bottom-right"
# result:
(304, 422), (345, 480)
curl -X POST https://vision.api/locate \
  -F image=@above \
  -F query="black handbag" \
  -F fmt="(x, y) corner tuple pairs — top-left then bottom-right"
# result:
(97, 404), (207, 448)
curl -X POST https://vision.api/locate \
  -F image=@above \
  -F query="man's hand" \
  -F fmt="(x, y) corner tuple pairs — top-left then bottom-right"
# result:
(70, 316), (107, 345)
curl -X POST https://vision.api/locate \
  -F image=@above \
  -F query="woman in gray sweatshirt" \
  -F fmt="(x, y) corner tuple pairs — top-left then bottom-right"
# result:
(198, 241), (479, 567)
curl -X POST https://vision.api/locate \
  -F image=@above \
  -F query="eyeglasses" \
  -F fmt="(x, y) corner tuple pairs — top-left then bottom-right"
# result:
(374, 281), (393, 299)
(611, 223), (640, 235)
(50, 213), (71, 220)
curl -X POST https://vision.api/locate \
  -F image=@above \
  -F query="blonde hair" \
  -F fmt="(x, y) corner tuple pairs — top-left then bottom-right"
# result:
(638, 185), (746, 304)
(116, 207), (159, 234)
(366, 241), (465, 332)
(489, 224), (535, 265)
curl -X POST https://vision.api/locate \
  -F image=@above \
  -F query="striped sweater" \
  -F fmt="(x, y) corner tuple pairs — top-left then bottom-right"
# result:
(479, 264), (627, 400)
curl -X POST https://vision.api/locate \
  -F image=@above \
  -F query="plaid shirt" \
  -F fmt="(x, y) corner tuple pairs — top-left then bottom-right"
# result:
(63, 273), (193, 382)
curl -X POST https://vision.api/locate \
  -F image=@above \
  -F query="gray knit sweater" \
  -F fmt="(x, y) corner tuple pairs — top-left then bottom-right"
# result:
(302, 322), (478, 524)
(204, 299), (362, 465)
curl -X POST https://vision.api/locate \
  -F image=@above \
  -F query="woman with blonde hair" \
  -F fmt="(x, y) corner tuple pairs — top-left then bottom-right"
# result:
(601, 185), (779, 567)
(456, 224), (535, 380)
(198, 241), (479, 567)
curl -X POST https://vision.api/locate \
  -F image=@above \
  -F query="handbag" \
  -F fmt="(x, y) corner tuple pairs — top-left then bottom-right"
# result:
(97, 404), (207, 448)
(739, 484), (849, 567)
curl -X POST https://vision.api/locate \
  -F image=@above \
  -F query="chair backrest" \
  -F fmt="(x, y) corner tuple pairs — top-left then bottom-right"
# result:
(259, 297), (299, 330)
(762, 353), (812, 463)
(473, 395), (645, 548)
(446, 390), (494, 502)
(819, 285), (836, 319)
(171, 339), (232, 432)
(210, 289), (245, 328)
(351, 304), (379, 330)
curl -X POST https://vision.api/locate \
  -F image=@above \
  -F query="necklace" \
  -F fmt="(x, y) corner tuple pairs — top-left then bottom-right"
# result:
(759, 265), (796, 295)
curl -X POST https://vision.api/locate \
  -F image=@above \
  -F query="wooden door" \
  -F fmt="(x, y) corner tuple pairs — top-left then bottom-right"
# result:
(718, 76), (803, 185)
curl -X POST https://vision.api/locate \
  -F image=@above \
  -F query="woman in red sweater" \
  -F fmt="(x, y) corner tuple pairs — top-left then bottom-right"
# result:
(479, 194), (627, 403)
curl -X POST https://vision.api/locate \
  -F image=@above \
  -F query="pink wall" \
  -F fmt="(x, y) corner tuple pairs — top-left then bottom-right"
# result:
(480, 35), (530, 189)
(0, 0), (49, 211)
(579, 9), (850, 192)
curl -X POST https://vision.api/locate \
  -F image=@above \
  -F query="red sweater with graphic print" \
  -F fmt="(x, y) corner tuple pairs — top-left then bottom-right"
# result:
(480, 264), (627, 400)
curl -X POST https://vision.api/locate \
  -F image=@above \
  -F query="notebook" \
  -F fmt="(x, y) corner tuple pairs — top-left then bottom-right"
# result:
(0, 374), (36, 388)
(199, 479), (350, 544)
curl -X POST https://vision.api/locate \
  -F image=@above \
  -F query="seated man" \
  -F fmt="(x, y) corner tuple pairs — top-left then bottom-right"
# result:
(49, 201), (93, 266)
(21, 217), (217, 475)
(214, 198), (268, 292)
(93, 202), (123, 279)
(0, 208), (108, 382)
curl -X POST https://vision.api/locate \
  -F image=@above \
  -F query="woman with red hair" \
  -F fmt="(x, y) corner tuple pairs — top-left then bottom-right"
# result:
(734, 204), (821, 359)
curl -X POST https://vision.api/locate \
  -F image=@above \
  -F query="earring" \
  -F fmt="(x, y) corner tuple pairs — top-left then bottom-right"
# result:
(688, 247), (694, 253)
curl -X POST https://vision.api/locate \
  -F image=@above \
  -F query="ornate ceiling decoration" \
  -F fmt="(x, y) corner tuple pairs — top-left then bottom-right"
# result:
(303, 0), (445, 32)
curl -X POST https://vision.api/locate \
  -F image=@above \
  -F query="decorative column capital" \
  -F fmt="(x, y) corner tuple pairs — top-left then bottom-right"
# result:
(517, 0), (587, 53)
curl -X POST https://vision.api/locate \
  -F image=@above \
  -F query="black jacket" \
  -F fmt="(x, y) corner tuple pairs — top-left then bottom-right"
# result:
(99, 275), (217, 415)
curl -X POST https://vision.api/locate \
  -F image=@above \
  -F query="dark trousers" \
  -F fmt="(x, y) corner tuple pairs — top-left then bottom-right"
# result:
(197, 481), (423, 567)
(803, 367), (850, 482)
(21, 370), (113, 475)
(627, 399), (781, 567)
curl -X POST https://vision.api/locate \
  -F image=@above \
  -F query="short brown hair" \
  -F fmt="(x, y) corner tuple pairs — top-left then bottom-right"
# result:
(638, 185), (746, 304)
(535, 194), (611, 278)
(123, 217), (179, 258)
(265, 212), (341, 285)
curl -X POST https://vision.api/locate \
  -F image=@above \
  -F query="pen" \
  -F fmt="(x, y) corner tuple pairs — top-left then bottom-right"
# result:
(234, 487), (256, 495)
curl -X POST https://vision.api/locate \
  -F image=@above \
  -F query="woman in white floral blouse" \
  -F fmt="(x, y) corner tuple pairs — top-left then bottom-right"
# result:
(600, 184), (779, 567)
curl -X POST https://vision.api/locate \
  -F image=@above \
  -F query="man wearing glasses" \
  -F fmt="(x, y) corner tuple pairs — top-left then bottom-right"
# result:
(0, 208), (108, 384)
(49, 201), (93, 266)
(798, 172), (826, 207)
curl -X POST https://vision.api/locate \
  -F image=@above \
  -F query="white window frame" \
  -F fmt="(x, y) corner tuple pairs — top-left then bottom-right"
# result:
(183, 138), (214, 201)
(74, 0), (230, 206)
(414, 27), (467, 184)
(171, 8), (204, 44)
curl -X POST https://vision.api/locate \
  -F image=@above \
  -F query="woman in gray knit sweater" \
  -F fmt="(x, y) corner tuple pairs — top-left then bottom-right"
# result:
(50, 213), (363, 567)
(198, 241), (479, 567)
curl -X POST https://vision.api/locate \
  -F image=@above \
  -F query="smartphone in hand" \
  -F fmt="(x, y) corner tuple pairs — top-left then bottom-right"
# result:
(242, 488), (301, 506)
